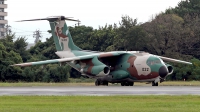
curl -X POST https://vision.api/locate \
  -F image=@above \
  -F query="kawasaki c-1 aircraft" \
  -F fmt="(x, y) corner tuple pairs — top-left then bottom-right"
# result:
(12, 16), (192, 86)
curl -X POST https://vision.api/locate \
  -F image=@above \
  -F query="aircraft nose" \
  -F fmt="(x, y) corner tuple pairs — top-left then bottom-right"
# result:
(159, 66), (168, 78)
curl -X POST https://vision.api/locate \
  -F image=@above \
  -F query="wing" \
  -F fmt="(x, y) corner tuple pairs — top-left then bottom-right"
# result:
(156, 55), (192, 65)
(11, 51), (123, 67)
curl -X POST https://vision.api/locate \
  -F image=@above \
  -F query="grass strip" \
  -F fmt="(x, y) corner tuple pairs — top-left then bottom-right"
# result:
(0, 95), (200, 112)
(0, 81), (200, 87)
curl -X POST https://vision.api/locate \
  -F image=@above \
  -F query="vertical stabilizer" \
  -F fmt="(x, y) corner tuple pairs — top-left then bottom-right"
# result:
(17, 16), (81, 52)
(49, 18), (81, 51)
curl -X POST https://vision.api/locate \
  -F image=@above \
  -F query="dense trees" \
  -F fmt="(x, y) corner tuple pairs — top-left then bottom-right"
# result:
(142, 14), (185, 57)
(165, 0), (200, 59)
(0, 35), (23, 82)
(14, 37), (31, 62)
(166, 0), (200, 18)
(113, 16), (147, 51)
(1, 0), (200, 82)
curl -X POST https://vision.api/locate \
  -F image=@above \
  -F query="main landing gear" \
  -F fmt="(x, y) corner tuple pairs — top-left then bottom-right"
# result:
(95, 79), (134, 86)
(121, 82), (134, 86)
(95, 79), (108, 86)
(152, 81), (158, 86)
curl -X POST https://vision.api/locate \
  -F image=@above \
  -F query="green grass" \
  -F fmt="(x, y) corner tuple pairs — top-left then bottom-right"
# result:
(159, 81), (200, 86)
(0, 81), (200, 87)
(0, 82), (95, 86)
(0, 95), (200, 112)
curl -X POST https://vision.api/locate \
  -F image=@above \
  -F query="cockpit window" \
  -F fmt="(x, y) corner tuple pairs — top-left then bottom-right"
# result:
(147, 60), (161, 65)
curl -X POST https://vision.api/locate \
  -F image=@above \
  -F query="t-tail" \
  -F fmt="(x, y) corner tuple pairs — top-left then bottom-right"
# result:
(48, 17), (81, 51)
(17, 16), (81, 52)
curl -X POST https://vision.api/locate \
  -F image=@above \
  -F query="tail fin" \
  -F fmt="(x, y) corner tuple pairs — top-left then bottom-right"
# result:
(16, 16), (81, 51)
(48, 19), (81, 51)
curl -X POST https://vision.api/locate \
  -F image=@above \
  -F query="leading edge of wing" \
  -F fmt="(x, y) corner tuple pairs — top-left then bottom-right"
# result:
(155, 55), (192, 65)
(11, 51), (123, 67)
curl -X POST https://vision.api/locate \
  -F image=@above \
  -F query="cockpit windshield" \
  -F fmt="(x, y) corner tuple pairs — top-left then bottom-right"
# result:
(147, 59), (161, 65)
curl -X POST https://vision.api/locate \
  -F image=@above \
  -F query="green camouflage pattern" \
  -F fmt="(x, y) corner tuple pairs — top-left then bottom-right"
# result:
(12, 17), (192, 84)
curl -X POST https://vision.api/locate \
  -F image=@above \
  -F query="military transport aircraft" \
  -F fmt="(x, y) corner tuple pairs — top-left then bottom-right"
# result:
(12, 16), (192, 86)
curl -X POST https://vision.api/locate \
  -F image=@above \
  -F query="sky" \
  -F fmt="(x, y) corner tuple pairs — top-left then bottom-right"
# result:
(6, 0), (183, 43)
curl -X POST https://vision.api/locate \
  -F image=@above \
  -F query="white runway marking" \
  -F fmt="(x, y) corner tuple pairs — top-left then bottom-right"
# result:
(0, 86), (200, 96)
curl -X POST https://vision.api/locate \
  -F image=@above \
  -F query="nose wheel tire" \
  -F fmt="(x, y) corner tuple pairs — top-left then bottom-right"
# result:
(152, 82), (158, 86)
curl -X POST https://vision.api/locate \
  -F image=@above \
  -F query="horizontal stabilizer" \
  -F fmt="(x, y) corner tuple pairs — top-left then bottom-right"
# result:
(16, 16), (80, 22)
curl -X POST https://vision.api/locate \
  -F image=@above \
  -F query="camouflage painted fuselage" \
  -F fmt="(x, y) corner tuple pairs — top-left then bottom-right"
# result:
(23, 51), (166, 83)
(56, 50), (168, 83)
(13, 16), (192, 85)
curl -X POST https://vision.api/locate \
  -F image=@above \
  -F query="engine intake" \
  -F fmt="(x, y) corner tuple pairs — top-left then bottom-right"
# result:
(165, 64), (173, 75)
(104, 66), (110, 75)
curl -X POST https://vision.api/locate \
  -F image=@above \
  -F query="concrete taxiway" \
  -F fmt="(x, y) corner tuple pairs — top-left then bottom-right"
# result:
(0, 86), (200, 96)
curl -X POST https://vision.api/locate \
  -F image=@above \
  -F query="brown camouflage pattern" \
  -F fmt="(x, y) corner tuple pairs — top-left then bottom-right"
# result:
(127, 56), (159, 80)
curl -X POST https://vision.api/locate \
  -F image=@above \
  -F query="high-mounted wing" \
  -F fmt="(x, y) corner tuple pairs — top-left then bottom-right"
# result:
(155, 55), (192, 65)
(11, 52), (123, 67)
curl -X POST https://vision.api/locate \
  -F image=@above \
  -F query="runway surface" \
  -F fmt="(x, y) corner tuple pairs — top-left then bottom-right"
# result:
(0, 86), (200, 96)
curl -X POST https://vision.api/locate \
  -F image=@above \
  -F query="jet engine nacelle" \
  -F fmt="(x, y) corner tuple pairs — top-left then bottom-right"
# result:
(91, 65), (110, 76)
(81, 65), (110, 76)
(80, 57), (110, 77)
(165, 64), (173, 75)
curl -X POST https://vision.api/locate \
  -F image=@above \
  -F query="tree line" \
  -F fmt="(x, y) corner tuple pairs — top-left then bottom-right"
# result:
(1, 0), (200, 82)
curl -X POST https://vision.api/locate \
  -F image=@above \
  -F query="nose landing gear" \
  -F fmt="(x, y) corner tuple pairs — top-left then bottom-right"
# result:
(152, 81), (158, 86)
